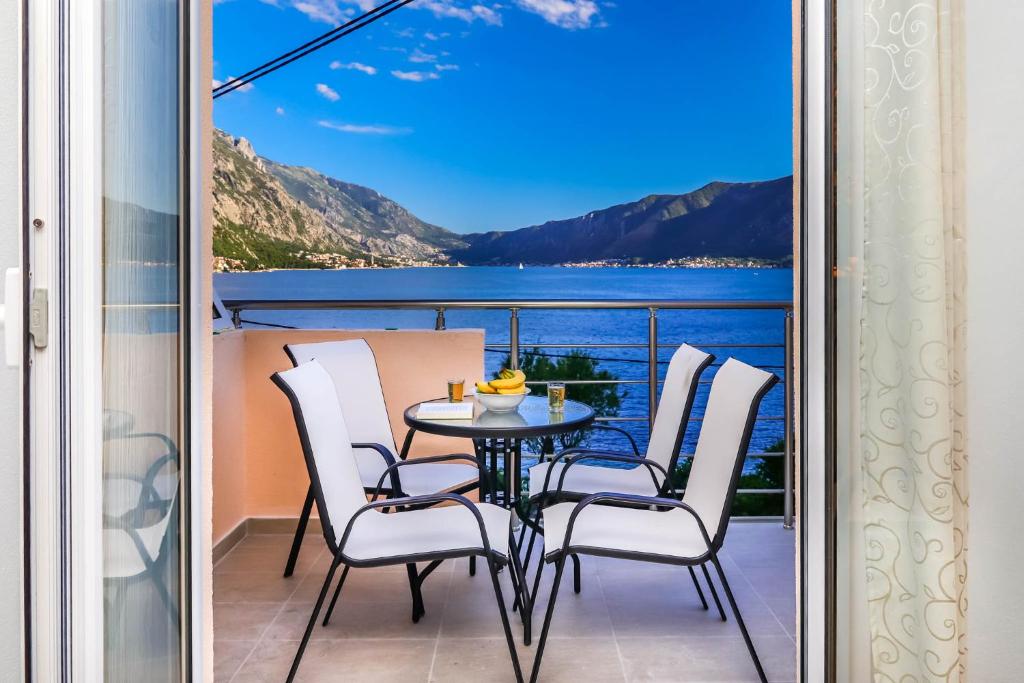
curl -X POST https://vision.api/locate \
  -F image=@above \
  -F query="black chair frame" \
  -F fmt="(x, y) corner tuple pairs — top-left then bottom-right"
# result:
(273, 372), (531, 683)
(517, 352), (715, 607)
(282, 343), (486, 579)
(528, 370), (778, 683)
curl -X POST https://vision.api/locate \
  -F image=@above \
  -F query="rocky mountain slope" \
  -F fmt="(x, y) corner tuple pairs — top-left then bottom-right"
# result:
(449, 177), (793, 265)
(212, 128), (792, 270)
(212, 130), (464, 270)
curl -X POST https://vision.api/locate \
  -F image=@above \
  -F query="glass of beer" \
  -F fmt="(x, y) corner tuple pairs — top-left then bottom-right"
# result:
(548, 382), (566, 412)
(447, 378), (465, 402)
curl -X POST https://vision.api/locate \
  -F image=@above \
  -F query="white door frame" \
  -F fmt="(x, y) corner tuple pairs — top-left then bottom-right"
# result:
(800, 0), (831, 680)
(23, 0), (205, 679)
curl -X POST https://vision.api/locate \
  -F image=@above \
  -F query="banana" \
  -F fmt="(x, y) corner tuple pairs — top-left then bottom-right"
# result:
(475, 381), (498, 394)
(499, 368), (516, 380)
(497, 386), (527, 395)
(489, 369), (526, 390)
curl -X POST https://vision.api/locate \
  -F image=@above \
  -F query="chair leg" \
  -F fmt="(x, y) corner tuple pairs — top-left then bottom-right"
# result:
(530, 544), (547, 613)
(520, 503), (543, 580)
(284, 485), (315, 578)
(321, 564), (350, 626)
(571, 553), (582, 594)
(701, 562), (727, 621)
(486, 555), (525, 683)
(469, 556), (476, 576)
(687, 565), (710, 610)
(286, 554), (341, 683)
(508, 530), (532, 643)
(529, 557), (566, 683)
(710, 555), (767, 683)
(406, 563), (425, 622)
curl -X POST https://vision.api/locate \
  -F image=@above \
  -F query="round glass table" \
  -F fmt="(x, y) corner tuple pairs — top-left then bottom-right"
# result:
(402, 395), (595, 512)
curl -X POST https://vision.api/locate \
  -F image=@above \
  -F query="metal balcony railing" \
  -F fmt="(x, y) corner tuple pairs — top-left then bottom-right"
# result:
(222, 298), (795, 527)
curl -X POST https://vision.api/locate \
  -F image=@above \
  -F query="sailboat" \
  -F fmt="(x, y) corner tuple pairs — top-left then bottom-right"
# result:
(518, 263), (524, 270)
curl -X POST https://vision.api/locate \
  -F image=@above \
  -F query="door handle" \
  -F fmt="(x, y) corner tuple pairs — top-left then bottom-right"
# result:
(0, 267), (21, 367)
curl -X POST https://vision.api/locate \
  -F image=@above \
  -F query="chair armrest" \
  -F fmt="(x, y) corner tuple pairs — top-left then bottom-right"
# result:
(560, 492), (713, 558)
(586, 424), (641, 456)
(352, 443), (398, 467)
(554, 452), (675, 498)
(369, 453), (488, 501)
(336, 492), (501, 560)
(536, 447), (636, 499)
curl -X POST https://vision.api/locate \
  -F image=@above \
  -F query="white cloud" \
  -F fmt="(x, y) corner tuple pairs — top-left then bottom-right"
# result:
(315, 83), (341, 101)
(514, 0), (600, 28)
(410, 0), (501, 25)
(424, 31), (440, 41)
(471, 4), (502, 25)
(213, 76), (253, 92)
(409, 48), (438, 64)
(391, 70), (441, 82)
(292, 1), (352, 24)
(276, 106), (286, 115)
(435, 63), (460, 71)
(330, 60), (378, 75)
(395, 27), (416, 38)
(318, 120), (412, 135)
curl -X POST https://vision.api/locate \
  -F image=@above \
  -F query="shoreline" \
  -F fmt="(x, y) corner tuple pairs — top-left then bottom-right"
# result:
(214, 260), (793, 275)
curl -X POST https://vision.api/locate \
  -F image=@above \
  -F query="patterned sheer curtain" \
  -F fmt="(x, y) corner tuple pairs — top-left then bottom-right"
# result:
(854, 0), (968, 680)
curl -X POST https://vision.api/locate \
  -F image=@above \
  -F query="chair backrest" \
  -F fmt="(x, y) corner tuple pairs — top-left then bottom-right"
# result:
(682, 358), (778, 549)
(272, 361), (368, 552)
(644, 344), (714, 471)
(285, 339), (399, 462)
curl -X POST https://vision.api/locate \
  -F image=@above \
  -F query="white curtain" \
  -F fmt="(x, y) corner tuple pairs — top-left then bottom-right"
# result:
(856, 0), (968, 680)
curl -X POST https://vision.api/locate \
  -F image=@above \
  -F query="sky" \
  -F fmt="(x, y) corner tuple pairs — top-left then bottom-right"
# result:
(213, 0), (793, 234)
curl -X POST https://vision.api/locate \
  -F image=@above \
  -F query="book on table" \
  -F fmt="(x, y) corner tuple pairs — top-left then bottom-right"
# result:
(416, 401), (475, 420)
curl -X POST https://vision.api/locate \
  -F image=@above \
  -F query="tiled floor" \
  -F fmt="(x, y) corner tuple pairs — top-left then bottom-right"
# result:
(213, 522), (796, 682)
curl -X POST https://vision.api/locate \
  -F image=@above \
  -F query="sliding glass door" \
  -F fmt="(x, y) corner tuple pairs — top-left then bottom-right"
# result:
(101, 0), (189, 679)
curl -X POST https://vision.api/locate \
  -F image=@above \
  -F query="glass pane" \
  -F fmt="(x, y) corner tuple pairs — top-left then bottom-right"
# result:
(102, 0), (184, 680)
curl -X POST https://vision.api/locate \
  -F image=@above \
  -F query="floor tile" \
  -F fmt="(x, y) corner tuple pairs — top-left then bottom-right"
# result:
(213, 602), (283, 642)
(432, 637), (624, 683)
(232, 638), (436, 682)
(213, 639), (254, 681)
(616, 634), (796, 682)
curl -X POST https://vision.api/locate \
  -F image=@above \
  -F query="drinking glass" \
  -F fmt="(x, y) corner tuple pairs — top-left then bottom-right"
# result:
(447, 379), (465, 402)
(548, 382), (566, 411)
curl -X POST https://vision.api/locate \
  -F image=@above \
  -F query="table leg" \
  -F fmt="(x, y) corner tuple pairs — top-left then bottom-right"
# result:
(472, 437), (523, 510)
(398, 428), (416, 460)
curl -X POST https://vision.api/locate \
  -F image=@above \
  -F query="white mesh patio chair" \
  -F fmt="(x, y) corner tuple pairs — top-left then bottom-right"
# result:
(282, 339), (485, 578)
(521, 344), (714, 601)
(104, 468), (181, 626)
(272, 361), (528, 683)
(529, 358), (779, 683)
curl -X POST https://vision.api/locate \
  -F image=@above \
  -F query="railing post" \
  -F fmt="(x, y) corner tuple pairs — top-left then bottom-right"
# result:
(648, 307), (658, 432)
(509, 308), (520, 369)
(434, 307), (446, 331)
(783, 309), (795, 529)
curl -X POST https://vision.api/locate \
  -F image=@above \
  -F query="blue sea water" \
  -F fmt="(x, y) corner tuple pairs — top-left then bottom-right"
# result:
(215, 267), (793, 462)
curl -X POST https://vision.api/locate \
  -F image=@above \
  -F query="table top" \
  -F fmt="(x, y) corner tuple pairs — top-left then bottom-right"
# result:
(404, 395), (595, 439)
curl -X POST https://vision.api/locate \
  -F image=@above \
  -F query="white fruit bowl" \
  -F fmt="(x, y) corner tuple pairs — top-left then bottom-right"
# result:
(476, 391), (527, 413)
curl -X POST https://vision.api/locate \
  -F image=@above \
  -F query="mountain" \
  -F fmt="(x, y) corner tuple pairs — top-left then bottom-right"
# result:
(212, 130), (465, 270)
(449, 177), (793, 265)
(212, 128), (792, 270)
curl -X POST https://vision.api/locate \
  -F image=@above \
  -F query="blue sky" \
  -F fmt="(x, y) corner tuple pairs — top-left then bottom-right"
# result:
(213, 0), (793, 233)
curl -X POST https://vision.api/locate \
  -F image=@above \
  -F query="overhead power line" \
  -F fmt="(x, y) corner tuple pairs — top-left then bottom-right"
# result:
(213, 0), (418, 99)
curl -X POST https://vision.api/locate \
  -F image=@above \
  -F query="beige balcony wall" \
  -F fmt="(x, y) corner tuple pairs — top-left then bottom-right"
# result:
(212, 328), (486, 545)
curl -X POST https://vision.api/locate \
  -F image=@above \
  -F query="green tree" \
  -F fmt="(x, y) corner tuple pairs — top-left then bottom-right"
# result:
(497, 348), (623, 452)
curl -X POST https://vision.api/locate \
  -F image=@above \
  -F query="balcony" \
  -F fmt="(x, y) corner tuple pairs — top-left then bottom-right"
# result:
(210, 298), (796, 682)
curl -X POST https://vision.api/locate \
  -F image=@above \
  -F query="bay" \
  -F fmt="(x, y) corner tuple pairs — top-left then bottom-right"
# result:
(215, 266), (793, 465)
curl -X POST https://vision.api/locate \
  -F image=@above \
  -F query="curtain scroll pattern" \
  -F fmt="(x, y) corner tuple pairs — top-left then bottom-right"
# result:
(860, 1), (967, 681)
